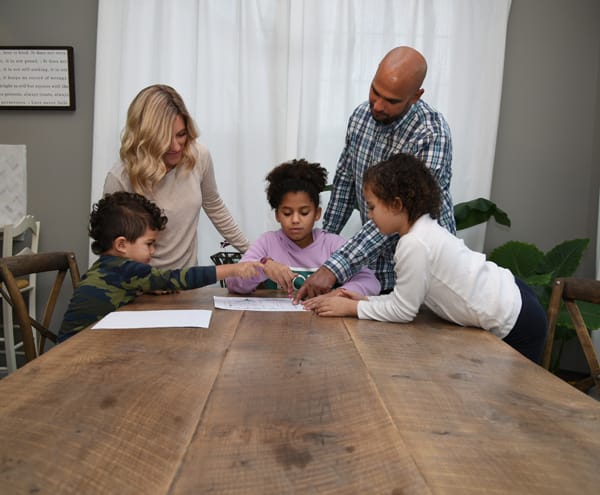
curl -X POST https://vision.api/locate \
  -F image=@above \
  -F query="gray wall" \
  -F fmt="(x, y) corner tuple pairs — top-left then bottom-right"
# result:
(486, 0), (600, 279)
(1, 0), (599, 310)
(0, 0), (98, 331)
(0, 0), (97, 264)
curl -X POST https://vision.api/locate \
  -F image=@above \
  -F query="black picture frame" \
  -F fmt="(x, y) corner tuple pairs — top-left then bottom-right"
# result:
(0, 46), (75, 110)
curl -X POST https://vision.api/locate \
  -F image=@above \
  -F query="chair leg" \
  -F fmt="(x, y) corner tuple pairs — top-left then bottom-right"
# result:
(542, 279), (564, 370)
(565, 300), (600, 396)
(38, 333), (46, 356)
(2, 296), (17, 373)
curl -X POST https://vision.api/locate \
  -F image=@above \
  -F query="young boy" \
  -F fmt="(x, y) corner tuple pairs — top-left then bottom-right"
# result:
(58, 191), (259, 342)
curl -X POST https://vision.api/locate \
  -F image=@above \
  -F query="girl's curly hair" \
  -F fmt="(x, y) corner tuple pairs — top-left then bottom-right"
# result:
(363, 153), (441, 224)
(265, 159), (327, 209)
(89, 191), (168, 254)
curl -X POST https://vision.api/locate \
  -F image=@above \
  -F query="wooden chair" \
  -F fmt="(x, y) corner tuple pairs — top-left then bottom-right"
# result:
(1, 215), (40, 372)
(0, 252), (80, 364)
(542, 277), (600, 395)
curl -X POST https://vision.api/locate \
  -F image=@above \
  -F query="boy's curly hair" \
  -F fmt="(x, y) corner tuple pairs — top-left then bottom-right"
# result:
(89, 191), (168, 254)
(363, 153), (441, 224)
(265, 159), (327, 209)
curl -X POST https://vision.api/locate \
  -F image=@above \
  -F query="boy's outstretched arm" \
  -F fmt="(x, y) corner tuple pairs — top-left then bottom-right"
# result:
(216, 262), (262, 280)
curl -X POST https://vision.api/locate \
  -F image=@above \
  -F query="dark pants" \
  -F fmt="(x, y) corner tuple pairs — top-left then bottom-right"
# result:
(502, 278), (548, 364)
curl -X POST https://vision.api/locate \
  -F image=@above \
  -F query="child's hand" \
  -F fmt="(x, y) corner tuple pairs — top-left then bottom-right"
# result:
(303, 288), (366, 308)
(302, 294), (360, 317)
(336, 288), (367, 301)
(234, 261), (262, 279)
(216, 262), (261, 281)
(260, 259), (296, 297)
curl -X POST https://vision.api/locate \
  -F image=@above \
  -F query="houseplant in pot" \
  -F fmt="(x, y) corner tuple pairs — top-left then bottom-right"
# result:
(454, 198), (600, 373)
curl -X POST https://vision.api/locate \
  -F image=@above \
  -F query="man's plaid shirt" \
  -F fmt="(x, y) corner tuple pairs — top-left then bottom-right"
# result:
(322, 99), (455, 292)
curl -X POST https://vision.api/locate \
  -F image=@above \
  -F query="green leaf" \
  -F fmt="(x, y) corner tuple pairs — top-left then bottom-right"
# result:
(454, 198), (511, 231)
(530, 284), (551, 306)
(539, 238), (589, 278)
(521, 273), (552, 287)
(488, 241), (544, 278)
(492, 210), (511, 227)
(578, 301), (600, 330)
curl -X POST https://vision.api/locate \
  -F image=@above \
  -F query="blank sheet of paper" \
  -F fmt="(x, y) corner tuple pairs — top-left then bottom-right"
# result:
(92, 310), (212, 329)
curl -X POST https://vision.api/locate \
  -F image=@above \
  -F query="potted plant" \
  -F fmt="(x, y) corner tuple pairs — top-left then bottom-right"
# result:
(454, 198), (600, 372)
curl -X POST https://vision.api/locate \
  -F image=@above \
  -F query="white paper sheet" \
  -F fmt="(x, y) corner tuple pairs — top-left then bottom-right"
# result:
(213, 296), (308, 312)
(92, 309), (212, 329)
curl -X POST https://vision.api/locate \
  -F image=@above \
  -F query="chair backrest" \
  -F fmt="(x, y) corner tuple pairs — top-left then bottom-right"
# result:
(2, 214), (40, 257)
(543, 277), (600, 394)
(210, 250), (242, 288)
(0, 251), (81, 362)
(1, 214), (40, 309)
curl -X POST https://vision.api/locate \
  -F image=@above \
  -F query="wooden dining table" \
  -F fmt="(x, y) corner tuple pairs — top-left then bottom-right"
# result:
(1, 286), (599, 494)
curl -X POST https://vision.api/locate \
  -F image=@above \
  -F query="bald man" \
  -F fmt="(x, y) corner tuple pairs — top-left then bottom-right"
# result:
(295, 46), (455, 300)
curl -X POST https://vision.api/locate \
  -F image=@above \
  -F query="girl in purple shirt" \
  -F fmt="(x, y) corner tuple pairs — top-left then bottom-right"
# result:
(225, 159), (380, 297)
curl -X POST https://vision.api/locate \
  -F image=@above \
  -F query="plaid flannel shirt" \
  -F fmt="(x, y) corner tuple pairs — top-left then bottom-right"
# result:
(322, 100), (455, 292)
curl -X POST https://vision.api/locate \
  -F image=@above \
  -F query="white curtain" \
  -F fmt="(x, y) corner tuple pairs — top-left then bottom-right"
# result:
(92, 0), (512, 267)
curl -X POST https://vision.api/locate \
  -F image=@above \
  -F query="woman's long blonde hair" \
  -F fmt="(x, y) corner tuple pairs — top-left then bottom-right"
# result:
(120, 84), (199, 194)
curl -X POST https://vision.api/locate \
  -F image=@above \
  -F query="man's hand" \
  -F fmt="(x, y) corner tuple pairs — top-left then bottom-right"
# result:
(293, 266), (337, 303)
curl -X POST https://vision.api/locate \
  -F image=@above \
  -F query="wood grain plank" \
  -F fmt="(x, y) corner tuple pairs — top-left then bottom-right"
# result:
(0, 289), (238, 495)
(346, 310), (600, 495)
(171, 309), (431, 494)
(5, 288), (598, 494)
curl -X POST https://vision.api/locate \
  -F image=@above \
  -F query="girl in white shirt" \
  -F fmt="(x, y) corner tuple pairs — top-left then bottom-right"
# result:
(304, 153), (547, 363)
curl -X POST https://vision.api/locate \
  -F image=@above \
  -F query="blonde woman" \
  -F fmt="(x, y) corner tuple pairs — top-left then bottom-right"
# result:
(103, 84), (249, 268)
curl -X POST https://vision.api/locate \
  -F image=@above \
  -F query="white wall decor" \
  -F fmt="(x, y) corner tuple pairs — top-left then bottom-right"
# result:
(0, 144), (26, 226)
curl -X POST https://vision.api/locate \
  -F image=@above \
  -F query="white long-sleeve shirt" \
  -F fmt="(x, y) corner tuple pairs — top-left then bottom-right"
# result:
(358, 215), (521, 338)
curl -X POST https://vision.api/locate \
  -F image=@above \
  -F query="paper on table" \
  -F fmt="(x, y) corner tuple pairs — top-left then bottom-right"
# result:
(92, 309), (212, 329)
(213, 296), (308, 312)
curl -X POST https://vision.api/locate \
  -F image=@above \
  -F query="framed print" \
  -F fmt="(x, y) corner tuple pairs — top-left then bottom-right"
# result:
(0, 46), (75, 110)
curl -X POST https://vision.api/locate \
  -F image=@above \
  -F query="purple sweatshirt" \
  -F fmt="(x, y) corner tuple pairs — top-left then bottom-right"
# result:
(225, 228), (380, 295)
